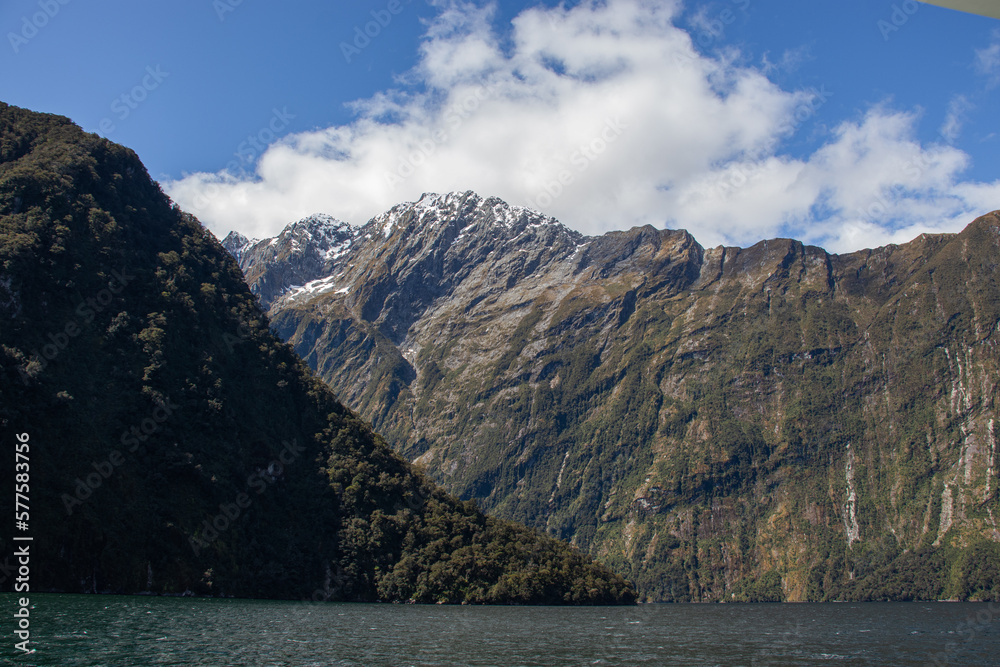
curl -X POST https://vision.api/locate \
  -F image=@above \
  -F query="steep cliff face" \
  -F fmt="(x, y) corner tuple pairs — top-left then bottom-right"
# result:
(222, 213), (356, 308)
(231, 191), (1000, 601)
(0, 106), (635, 605)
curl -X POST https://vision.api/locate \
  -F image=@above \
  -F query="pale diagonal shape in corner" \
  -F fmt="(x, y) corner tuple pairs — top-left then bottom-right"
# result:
(919, 0), (1000, 20)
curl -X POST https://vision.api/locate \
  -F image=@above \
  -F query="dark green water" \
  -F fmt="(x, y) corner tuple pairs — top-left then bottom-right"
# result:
(2, 594), (998, 666)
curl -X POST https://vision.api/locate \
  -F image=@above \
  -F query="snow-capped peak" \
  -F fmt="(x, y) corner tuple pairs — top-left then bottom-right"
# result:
(357, 191), (570, 248)
(282, 213), (356, 243)
(220, 230), (260, 260)
(257, 213), (360, 258)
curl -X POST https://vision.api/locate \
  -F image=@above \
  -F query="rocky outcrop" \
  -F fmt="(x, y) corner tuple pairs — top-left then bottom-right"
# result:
(226, 192), (1000, 602)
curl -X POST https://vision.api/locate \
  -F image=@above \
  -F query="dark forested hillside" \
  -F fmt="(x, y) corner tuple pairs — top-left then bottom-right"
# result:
(0, 102), (634, 604)
(239, 190), (1000, 602)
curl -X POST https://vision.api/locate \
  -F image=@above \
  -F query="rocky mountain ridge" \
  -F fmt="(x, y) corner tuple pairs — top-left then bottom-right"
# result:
(221, 212), (356, 307)
(0, 104), (634, 604)
(227, 192), (1000, 602)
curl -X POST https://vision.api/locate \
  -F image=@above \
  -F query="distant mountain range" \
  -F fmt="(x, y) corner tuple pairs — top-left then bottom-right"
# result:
(226, 190), (1000, 602)
(0, 102), (634, 604)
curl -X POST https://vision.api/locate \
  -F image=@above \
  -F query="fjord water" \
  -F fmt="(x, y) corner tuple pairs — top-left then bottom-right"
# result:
(3, 595), (998, 666)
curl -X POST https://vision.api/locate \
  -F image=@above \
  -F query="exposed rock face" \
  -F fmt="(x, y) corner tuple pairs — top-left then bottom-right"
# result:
(1, 107), (635, 605)
(227, 191), (1000, 601)
(226, 213), (356, 308)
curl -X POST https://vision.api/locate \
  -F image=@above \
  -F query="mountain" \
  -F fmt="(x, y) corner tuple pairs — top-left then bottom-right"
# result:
(222, 213), (356, 308)
(234, 190), (1000, 602)
(0, 103), (635, 604)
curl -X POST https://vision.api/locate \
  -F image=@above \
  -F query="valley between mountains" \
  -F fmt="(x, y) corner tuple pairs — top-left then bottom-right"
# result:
(0, 103), (635, 604)
(226, 190), (1000, 602)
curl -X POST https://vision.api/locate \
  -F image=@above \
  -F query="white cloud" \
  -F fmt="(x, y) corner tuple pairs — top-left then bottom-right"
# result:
(662, 108), (981, 251)
(164, 0), (1000, 254)
(416, 0), (500, 88)
(940, 95), (973, 143)
(975, 33), (1000, 86)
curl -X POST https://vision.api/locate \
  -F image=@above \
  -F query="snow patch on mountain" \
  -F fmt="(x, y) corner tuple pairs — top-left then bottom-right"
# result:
(221, 231), (260, 261)
(325, 240), (353, 260)
(285, 274), (346, 302)
(223, 192), (583, 310)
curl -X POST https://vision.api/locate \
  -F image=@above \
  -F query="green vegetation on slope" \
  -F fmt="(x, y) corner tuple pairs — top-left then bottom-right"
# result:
(0, 102), (635, 604)
(271, 202), (1000, 602)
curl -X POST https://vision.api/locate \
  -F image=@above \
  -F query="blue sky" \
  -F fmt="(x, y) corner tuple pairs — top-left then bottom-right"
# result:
(2, 0), (998, 251)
